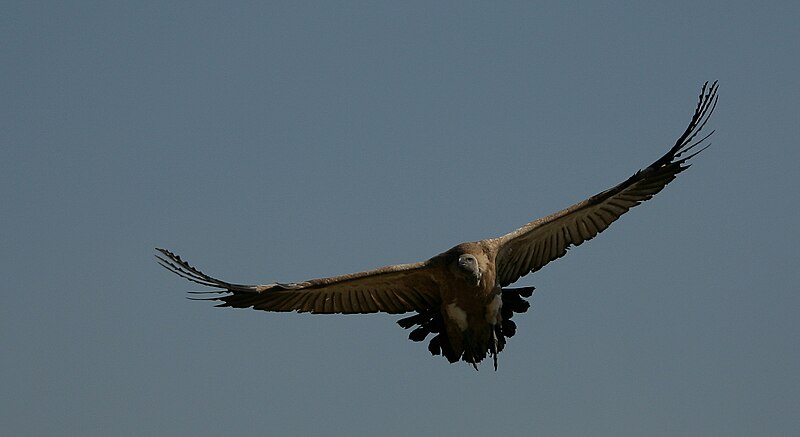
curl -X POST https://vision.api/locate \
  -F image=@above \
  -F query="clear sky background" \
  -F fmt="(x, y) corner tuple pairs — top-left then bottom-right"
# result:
(3, 2), (799, 436)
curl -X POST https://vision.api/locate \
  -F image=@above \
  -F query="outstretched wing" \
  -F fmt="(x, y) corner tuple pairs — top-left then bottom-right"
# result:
(155, 248), (442, 314)
(492, 81), (718, 287)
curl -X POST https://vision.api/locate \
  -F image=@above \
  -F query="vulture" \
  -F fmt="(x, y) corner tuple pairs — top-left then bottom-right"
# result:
(157, 81), (718, 370)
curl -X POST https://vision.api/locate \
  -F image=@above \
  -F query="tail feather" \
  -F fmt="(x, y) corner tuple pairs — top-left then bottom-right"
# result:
(397, 285), (535, 369)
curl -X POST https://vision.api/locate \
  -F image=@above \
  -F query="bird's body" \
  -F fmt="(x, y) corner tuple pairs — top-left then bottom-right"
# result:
(427, 242), (502, 368)
(157, 82), (718, 370)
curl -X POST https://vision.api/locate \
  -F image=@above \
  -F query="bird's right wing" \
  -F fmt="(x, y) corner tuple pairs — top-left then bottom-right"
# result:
(155, 248), (442, 314)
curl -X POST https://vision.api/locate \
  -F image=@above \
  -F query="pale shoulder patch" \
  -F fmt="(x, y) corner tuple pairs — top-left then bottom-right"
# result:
(446, 303), (468, 331)
(485, 294), (503, 325)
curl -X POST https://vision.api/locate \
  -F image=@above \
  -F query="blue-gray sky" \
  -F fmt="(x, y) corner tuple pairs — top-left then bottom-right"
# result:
(3, 2), (799, 436)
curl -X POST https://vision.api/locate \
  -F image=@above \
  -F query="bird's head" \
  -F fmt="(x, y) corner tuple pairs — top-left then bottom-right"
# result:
(456, 254), (482, 286)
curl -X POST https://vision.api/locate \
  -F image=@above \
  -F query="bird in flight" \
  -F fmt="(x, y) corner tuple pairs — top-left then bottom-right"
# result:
(157, 81), (718, 370)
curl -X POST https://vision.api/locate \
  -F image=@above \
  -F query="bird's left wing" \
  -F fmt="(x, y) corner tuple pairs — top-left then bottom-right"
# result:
(491, 81), (718, 287)
(156, 248), (441, 314)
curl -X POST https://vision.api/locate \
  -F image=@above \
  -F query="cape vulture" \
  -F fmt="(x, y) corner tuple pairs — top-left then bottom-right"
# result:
(157, 81), (718, 370)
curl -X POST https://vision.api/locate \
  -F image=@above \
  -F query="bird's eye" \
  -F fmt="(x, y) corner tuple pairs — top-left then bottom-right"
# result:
(458, 255), (474, 267)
